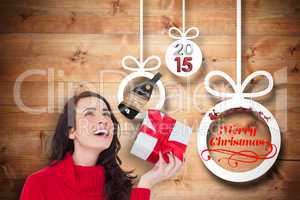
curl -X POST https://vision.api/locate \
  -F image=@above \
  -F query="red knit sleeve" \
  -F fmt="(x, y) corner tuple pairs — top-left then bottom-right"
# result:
(20, 175), (43, 200)
(130, 188), (151, 200)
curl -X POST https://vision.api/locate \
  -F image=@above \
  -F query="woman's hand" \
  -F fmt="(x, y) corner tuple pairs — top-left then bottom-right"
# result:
(137, 152), (183, 189)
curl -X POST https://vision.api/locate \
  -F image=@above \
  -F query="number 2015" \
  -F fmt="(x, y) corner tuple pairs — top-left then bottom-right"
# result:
(174, 57), (192, 72)
(174, 43), (193, 72)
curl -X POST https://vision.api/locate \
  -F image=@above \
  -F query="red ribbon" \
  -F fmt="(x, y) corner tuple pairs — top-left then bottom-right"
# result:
(138, 109), (187, 164)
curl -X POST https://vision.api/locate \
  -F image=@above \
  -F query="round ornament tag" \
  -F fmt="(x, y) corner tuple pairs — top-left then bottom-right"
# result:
(198, 98), (281, 182)
(165, 38), (202, 77)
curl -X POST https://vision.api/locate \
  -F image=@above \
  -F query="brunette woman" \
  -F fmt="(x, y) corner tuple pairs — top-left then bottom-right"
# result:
(20, 91), (183, 200)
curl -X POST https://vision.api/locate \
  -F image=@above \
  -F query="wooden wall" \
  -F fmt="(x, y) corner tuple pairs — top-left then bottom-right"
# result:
(0, 0), (299, 199)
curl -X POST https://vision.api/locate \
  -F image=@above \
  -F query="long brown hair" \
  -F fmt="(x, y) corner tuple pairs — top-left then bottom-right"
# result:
(50, 91), (136, 200)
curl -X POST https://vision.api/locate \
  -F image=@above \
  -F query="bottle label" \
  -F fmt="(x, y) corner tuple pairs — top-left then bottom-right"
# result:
(125, 91), (148, 111)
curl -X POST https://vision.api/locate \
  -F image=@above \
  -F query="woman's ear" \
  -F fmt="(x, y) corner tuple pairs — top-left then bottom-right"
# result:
(68, 127), (76, 140)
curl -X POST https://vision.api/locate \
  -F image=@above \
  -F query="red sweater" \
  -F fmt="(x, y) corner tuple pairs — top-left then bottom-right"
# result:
(20, 153), (150, 200)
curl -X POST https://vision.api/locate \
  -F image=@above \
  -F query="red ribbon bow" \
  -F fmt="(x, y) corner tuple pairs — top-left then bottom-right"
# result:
(138, 109), (187, 163)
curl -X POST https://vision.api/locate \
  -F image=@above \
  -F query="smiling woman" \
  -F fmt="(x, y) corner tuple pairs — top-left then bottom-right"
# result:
(20, 91), (183, 200)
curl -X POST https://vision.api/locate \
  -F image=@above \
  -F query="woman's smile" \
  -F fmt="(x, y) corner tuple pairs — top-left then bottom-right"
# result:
(94, 129), (108, 136)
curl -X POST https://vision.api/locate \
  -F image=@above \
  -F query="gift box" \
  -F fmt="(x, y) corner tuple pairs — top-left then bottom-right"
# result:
(130, 109), (192, 164)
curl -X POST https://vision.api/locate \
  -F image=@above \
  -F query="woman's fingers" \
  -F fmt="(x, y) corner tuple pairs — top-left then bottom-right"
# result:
(165, 153), (176, 173)
(140, 152), (185, 188)
(156, 152), (166, 170)
(155, 152), (184, 178)
(165, 154), (183, 178)
(164, 153), (183, 178)
(172, 156), (183, 174)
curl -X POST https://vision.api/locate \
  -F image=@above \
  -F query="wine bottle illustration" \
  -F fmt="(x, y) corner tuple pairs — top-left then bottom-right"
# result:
(118, 72), (162, 119)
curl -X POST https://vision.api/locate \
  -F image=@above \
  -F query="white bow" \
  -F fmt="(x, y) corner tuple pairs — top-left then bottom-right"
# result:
(168, 27), (200, 40)
(121, 55), (161, 72)
(204, 70), (274, 99)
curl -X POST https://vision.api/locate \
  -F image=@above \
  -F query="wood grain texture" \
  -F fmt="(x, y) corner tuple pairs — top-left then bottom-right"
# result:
(0, 0), (299, 199)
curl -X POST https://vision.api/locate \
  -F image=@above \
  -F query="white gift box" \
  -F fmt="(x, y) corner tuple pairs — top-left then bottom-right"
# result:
(130, 110), (192, 163)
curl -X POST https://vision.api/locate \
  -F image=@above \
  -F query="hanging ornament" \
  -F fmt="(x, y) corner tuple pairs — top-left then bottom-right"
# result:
(117, 0), (166, 120)
(165, 0), (202, 77)
(197, 0), (281, 182)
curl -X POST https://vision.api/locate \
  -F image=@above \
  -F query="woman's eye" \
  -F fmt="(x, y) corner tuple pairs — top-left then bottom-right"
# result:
(84, 111), (94, 117)
(103, 112), (111, 117)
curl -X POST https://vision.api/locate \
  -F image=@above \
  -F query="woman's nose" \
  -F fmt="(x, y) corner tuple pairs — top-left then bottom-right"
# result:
(97, 118), (108, 126)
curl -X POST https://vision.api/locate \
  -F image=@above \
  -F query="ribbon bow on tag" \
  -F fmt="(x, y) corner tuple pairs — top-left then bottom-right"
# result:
(204, 70), (274, 99)
(121, 55), (161, 72)
(168, 27), (200, 40)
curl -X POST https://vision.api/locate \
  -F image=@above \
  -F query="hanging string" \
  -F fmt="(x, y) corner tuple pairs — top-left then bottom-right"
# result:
(236, 0), (242, 91)
(139, 0), (144, 63)
(121, 0), (161, 72)
(182, 0), (186, 32)
(204, 0), (274, 99)
(168, 0), (199, 40)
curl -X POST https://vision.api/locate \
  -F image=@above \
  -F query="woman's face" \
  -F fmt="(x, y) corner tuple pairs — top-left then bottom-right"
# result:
(69, 96), (114, 151)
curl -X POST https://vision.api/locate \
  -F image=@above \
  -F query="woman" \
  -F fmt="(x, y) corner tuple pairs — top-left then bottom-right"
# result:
(20, 91), (183, 200)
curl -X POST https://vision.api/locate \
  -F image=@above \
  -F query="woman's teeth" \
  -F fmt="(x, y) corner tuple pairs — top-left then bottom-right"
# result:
(94, 129), (108, 136)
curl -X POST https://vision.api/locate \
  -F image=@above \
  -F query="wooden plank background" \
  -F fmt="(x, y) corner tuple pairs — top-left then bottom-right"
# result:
(0, 0), (299, 199)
